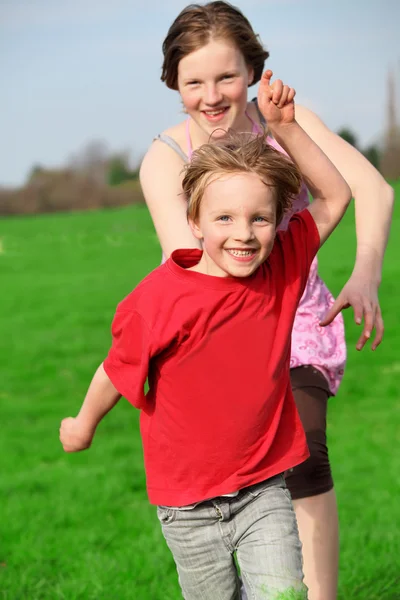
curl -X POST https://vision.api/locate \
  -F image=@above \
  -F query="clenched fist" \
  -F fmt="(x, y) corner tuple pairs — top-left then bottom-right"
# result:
(59, 416), (95, 452)
(257, 69), (296, 127)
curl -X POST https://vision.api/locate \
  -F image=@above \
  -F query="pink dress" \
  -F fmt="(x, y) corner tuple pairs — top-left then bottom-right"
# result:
(158, 116), (346, 394)
(266, 134), (346, 395)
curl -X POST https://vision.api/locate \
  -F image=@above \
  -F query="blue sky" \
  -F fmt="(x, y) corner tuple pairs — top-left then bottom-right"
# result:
(1, 0), (399, 186)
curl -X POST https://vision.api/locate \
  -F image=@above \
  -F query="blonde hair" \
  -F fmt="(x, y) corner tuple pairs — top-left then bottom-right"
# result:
(182, 133), (302, 226)
(161, 1), (269, 90)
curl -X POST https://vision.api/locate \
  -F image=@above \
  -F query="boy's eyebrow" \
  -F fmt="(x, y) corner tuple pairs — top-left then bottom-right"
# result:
(207, 208), (236, 216)
(208, 208), (230, 215)
(208, 207), (276, 217)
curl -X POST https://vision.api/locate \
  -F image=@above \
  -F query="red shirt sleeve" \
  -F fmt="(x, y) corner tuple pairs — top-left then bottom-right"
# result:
(275, 208), (320, 294)
(103, 309), (151, 409)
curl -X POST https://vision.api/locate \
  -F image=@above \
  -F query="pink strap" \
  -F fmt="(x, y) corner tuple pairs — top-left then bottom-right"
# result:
(245, 109), (263, 134)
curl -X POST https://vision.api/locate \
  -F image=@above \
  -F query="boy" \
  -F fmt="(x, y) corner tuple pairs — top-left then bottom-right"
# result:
(60, 72), (351, 599)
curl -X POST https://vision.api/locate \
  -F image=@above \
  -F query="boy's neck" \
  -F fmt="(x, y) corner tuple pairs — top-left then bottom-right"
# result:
(187, 254), (220, 276)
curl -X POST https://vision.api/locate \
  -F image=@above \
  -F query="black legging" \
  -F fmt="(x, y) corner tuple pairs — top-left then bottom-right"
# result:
(285, 366), (334, 500)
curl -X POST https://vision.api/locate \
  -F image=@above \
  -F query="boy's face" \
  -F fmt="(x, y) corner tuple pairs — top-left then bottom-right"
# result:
(189, 172), (277, 278)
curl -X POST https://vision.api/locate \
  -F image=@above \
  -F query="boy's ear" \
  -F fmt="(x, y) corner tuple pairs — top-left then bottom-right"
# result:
(188, 217), (203, 241)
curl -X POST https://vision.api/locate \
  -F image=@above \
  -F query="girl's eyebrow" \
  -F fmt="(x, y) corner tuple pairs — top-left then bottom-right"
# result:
(182, 68), (239, 84)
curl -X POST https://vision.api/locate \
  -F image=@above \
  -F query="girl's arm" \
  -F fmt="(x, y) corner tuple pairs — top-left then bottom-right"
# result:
(270, 121), (352, 246)
(295, 106), (393, 350)
(140, 140), (201, 258)
(258, 71), (352, 247)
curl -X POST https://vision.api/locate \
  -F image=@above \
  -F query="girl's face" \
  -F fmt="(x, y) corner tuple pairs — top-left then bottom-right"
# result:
(177, 38), (254, 140)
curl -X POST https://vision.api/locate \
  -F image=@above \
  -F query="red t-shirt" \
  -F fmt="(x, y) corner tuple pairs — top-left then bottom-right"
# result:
(103, 209), (320, 506)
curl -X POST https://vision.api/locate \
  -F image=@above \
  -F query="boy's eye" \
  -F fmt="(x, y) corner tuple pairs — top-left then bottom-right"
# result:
(253, 216), (267, 223)
(187, 80), (200, 86)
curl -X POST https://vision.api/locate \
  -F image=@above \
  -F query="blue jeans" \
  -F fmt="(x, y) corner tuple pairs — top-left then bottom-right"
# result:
(157, 474), (307, 600)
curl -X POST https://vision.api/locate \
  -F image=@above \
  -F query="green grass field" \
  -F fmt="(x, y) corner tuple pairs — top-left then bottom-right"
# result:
(1, 183), (399, 599)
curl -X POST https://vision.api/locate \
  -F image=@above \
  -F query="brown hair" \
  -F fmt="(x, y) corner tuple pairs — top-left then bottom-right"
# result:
(161, 1), (269, 90)
(182, 132), (302, 226)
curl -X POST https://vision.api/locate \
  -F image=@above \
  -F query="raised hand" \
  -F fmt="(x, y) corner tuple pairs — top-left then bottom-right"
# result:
(257, 70), (296, 127)
(59, 416), (95, 452)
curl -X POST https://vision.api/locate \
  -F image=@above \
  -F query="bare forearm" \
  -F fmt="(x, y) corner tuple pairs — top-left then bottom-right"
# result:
(293, 104), (393, 279)
(77, 363), (121, 431)
(269, 121), (350, 204)
(353, 182), (394, 281)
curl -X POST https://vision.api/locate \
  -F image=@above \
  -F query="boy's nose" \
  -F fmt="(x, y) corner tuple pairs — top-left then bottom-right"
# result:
(233, 225), (255, 242)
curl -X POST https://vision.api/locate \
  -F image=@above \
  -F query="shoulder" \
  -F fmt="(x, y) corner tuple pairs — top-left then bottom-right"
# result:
(289, 208), (318, 234)
(139, 122), (189, 195)
(140, 121), (187, 169)
(117, 261), (196, 323)
(275, 209), (320, 261)
(295, 105), (325, 126)
(140, 124), (188, 203)
(294, 105), (337, 143)
(278, 209), (318, 241)
(268, 209), (319, 290)
(161, 122), (188, 149)
(116, 264), (173, 315)
(115, 261), (201, 337)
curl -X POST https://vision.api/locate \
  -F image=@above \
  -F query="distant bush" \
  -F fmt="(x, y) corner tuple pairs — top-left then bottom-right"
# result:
(0, 169), (145, 217)
(363, 145), (381, 171)
(337, 126), (383, 172)
(337, 127), (359, 148)
(107, 156), (139, 186)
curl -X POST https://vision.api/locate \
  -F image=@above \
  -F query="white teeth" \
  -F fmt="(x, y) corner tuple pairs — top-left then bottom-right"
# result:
(205, 109), (225, 116)
(227, 249), (254, 257)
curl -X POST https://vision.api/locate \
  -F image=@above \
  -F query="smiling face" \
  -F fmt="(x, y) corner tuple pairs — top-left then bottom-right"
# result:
(177, 39), (254, 142)
(189, 172), (277, 278)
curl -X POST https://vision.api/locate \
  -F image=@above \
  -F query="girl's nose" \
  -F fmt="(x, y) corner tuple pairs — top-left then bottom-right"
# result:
(204, 84), (223, 106)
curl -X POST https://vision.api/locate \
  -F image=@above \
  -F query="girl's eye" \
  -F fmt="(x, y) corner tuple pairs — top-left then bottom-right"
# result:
(218, 215), (231, 222)
(221, 74), (234, 81)
(187, 80), (200, 86)
(253, 216), (267, 223)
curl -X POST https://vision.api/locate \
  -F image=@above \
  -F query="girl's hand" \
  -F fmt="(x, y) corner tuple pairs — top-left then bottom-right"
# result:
(257, 70), (296, 127)
(59, 416), (95, 452)
(320, 273), (384, 351)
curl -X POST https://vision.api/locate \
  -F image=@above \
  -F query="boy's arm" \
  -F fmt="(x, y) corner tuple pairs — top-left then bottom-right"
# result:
(60, 307), (153, 453)
(60, 363), (121, 452)
(258, 71), (352, 246)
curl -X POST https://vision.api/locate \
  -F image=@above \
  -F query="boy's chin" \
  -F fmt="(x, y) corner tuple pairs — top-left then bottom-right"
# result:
(225, 262), (261, 278)
(232, 268), (258, 278)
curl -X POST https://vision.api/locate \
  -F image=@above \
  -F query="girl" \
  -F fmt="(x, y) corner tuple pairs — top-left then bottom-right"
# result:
(139, 3), (393, 599)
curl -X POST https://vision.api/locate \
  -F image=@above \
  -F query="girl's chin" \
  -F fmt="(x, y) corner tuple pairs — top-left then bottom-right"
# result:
(190, 111), (232, 131)
(207, 127), (231, 139)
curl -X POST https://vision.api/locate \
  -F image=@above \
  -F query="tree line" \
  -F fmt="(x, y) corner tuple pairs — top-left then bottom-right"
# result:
(1, 128), (398, 218)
